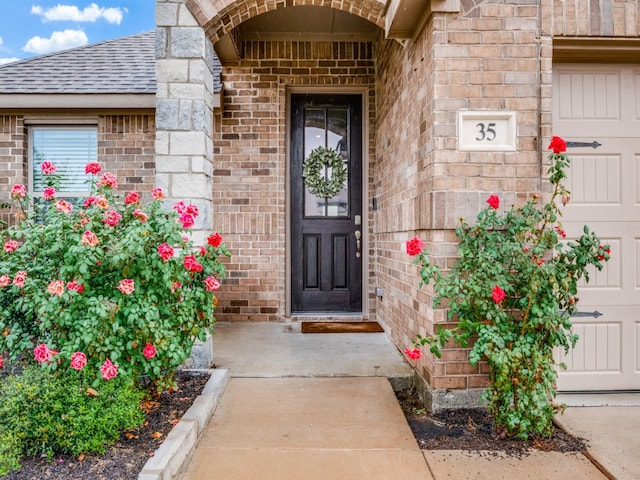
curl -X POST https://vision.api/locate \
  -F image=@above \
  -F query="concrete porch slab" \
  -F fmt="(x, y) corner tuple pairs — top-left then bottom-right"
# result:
(212, 322), (413, 384)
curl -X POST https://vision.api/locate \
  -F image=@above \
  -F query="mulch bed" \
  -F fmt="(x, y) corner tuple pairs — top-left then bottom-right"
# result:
(395, 388), (587, 455)
(2, 370), (209, 480)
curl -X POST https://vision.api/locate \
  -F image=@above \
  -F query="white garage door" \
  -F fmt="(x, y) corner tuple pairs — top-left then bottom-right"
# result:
(553, 64), (640, 391)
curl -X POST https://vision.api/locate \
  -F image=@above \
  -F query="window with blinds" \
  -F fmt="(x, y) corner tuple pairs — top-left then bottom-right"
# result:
(31, 127), (98, 196)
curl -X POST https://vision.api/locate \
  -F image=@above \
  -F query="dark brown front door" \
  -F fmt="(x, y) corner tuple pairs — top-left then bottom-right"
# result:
(290, 94), (363, 313)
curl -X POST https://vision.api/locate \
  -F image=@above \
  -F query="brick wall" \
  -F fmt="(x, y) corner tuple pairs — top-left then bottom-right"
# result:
(212, 40), (376, 322)
(98, 114), (157, 202)
(0, 115), (26, 227)
(547, 0), (640, 37)
(0, 112), (156, 224)
(374, 3), (544, 408)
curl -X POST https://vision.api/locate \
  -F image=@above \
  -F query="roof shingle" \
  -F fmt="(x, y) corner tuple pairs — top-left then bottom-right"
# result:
(0, 31), (156, 94)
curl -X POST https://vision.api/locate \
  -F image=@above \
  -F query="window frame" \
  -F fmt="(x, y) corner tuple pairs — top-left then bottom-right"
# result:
(27, 123), (99, 201)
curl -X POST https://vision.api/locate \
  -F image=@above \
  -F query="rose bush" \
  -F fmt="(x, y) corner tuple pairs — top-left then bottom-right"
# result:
(0, 161), (230, 390)
(406, 137), (610, 439)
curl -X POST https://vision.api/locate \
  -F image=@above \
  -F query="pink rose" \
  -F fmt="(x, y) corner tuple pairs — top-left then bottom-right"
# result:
(13, 271), (27, 288)
(184, 255), (203, 273)
(173, 201), (187, 214)
(83, 196), (97, 208)
(41, 161), (56, 175)
(207, 232), (223, 248)
(406, 237), (423, 256)
(100, 359), (118, 380)
(0, 275), (10, 287)
(98, 172), (118, 189)
(47, 280), (65, 296)
(0, 355), (3, 369)
(117, 279), (135, 295)
(554, 226), (567, 239)
(405, 348), (422, 360)
(133, 209), (148, 222)
(81, 230), (100, 247)
(55, 199), (73, 213)
(103, 211), (122, 227)
(157, 243), (174, 261)
(95, 195), (109, 209)
(70, 352), (87, 370)
(11, 184), (27, 199)
(3, 240), (19, 253)
(43, 186), (56, 200)
(66, 280), (84, 293)
(152, 188), (164, 200)
(34, 343), (53, 364)
(492, 285), (506, 304)
(179, 213), (195, 229)
(85, 162), (102, 175)
(125, 191), (140, 205)
(142, 343), (156, 359)
(171, 281), (182, 293)
(486, 194), (500, 210)
(204, 276), (220, 291)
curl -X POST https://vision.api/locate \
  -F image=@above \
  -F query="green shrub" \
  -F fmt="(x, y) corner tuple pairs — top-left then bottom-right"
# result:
(0, 162), (230, 389)
(0, 365), (145, 474)
(407, 136), (610, 439)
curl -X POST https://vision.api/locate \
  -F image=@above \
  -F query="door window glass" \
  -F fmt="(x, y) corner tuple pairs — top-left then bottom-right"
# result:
(303, 108), (349, 217)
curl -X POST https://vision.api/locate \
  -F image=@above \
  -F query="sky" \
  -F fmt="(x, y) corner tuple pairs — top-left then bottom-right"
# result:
(0, 1), (155, 65)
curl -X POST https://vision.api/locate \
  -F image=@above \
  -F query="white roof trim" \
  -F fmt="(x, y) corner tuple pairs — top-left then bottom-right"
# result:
(0, 94), (155, 110)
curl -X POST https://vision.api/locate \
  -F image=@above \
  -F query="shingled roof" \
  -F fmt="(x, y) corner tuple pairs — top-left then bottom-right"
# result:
(0, 31), (157, 94)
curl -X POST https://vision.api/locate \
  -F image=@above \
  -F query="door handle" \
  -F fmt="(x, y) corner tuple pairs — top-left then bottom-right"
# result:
(355, 230), (361, 258)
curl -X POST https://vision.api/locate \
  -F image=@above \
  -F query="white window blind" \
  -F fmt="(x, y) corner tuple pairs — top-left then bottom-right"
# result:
(31, 128), (98, 194)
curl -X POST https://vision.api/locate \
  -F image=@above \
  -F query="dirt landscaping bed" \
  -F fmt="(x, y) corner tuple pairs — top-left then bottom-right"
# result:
(396, 388), (587, 455)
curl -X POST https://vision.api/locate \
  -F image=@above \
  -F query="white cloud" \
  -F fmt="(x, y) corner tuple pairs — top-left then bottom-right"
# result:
(31, 3), (125, 25)
(0, 37), (3, 46)
(0, 57), (20, 65)
(23, 29), (89, 54)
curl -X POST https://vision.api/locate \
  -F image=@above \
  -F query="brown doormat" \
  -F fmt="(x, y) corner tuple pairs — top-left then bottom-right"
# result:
(301, 321), (385, 334)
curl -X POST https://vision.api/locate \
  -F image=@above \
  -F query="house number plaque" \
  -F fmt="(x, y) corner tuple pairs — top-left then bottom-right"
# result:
(458, 111), (517, 151)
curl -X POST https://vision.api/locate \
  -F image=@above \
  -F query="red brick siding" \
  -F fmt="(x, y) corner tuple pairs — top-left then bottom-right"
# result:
(213, 40), (376, 322)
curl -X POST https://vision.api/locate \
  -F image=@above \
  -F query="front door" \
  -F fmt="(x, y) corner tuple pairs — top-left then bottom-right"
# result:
(290, 94), (363, 313)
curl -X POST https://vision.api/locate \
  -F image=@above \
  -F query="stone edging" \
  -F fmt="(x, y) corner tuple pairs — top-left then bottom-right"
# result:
(138, 369), (229, 480)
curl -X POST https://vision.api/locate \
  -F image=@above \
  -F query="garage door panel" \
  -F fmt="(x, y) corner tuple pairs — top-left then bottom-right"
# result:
(566, 154), (620, 205)
(554, 63), (640, 390)
(635, 69), (640, 119)
(636, 153), (640, 204)
(559, 71), (621, 120)
(555, 306), (638, 390)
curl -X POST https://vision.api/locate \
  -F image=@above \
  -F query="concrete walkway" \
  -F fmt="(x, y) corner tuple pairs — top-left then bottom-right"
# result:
(168, 323), (638, 480)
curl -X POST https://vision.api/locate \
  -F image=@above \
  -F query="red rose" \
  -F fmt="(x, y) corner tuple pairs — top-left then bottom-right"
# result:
(184, 255), (203, 273)
(157, 243), (175, 261)
(548, 136), (566, 154)
(404, 348), (422, 360)
(492, 285), (506, 304)
(85, 162), (102, 175)
(125, 191), (140, 205)
(207, 232), (223, 247)
(142, 343), (156, 359)
(406, 237), (423, 256)
(486, 194), (500, 210)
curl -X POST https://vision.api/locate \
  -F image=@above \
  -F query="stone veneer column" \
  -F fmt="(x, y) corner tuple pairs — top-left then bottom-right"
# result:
(156, 0), (215, 368)
(156, 0), (214, 246)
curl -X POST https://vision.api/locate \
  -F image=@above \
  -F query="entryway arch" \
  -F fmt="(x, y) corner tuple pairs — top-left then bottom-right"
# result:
(186, 0), (387, 44)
